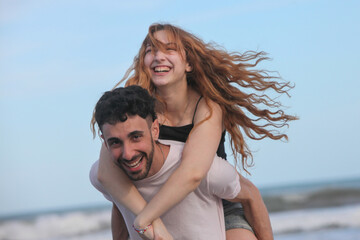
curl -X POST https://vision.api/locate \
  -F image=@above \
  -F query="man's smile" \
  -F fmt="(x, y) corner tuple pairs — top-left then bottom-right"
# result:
(120, 154), (145, 172)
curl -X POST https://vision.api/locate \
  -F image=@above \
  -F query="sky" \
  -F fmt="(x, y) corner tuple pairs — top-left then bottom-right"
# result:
(1, 0), (359, 217)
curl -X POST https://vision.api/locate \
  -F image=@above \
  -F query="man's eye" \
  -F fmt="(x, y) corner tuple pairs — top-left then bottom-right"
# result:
(132, 135), (142, 141)
(109, 140), (120, 147)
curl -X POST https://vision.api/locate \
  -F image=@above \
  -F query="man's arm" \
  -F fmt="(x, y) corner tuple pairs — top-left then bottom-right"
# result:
(111, 203), (129, 240)
(208, 157), (273, 240)
(228, 174), (273, 240)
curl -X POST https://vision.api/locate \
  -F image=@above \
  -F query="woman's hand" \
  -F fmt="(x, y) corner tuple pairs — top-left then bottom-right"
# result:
(136, 225), (154, 240)
(152, 219), (173, 240)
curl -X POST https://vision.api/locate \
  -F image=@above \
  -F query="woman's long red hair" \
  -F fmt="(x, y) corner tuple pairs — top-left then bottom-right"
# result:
(92, 23), (298, 172)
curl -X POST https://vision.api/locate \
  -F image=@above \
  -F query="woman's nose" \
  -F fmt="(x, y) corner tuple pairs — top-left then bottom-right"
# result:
(153, 49), (165, 61)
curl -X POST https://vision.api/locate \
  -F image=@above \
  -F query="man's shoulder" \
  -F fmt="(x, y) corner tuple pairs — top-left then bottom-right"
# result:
(158, 139), (185, 156)
(158, 139), (185, 147)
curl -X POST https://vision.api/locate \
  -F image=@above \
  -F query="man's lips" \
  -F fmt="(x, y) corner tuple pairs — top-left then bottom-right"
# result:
(122, 155), (144, 172)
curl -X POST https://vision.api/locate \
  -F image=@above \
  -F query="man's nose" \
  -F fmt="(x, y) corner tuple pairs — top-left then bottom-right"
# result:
(121, 144), (135, 161)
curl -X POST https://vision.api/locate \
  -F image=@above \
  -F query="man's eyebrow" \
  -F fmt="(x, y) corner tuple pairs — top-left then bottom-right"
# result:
(107, 137), (122, 144)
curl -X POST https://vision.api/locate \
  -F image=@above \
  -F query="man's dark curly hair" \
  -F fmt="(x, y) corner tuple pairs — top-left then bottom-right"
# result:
(94, 85), (157, 132)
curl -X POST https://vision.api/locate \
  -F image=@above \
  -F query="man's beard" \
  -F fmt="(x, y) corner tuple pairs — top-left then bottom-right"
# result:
(117, 137), (154, 181)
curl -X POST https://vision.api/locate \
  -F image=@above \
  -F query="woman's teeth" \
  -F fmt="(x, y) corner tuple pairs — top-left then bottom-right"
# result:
(154, 66), (170, 72)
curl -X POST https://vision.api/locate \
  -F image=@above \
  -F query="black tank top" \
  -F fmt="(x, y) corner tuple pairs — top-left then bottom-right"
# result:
(158, 97), (227, 159)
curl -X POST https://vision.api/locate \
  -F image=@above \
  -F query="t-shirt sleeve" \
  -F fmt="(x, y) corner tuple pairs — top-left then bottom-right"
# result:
(89, 160), (113, 202)
(206, 157), (241, 200)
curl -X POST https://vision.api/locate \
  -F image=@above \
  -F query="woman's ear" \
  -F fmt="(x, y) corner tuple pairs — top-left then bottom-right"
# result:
(185, 62), (192, 73)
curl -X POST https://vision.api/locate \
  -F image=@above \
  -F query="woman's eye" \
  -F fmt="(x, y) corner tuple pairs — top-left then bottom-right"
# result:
(166, 43), (177, 52)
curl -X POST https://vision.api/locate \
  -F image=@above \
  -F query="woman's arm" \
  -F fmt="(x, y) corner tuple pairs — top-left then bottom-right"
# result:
(98, 142), (147, 214)
(134, 100), (223, 228)
(98, 143), (173, 239)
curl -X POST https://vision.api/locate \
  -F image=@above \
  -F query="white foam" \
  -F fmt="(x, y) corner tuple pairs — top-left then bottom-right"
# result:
(271, 204), (360, 234)
(0, 210), (111, 240)
(1, 204), (360, 239)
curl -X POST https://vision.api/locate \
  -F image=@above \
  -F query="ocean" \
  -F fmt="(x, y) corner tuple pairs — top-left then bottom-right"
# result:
(1, 177), (360, 240)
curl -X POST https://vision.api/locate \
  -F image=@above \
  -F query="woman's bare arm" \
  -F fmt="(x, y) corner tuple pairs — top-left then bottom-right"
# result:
(134, 100), (223, 227)
(98, 143), (147, 214)
(98, 144), (172, 239)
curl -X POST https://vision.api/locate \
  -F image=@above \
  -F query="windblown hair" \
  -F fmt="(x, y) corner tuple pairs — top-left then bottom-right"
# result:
(92, 23), (298, 172)
(93, 85), (157, 132)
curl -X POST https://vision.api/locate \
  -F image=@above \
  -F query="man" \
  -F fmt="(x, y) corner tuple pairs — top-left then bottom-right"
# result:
(90, 85), (272, 240)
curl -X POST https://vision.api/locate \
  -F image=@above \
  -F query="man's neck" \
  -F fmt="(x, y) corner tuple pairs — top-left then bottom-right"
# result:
(147, 142), (170, 177)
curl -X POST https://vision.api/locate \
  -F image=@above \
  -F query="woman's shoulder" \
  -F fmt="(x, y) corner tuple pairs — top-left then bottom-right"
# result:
(193, 97), (223, 124)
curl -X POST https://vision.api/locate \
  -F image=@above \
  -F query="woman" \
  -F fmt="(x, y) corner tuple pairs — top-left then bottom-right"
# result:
(91, 23), (296, 239)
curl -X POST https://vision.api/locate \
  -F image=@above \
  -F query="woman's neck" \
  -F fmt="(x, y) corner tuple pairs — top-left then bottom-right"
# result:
(156, 84), (199, 126)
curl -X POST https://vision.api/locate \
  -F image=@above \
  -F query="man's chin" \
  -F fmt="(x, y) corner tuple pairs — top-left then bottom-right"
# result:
(127, 170), (147, 181)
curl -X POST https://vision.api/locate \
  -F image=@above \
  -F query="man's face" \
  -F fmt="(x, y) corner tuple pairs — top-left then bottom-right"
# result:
(101, 115), (157, 181)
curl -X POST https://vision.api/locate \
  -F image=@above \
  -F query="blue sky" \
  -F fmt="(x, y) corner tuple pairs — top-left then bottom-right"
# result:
(1, 0), (359, 216)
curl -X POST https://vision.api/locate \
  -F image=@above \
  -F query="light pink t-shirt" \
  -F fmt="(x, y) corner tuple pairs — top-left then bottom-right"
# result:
(90, 140), (240, 240)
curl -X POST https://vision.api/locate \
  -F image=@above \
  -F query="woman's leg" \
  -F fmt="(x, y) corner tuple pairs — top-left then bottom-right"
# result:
(224, 201), (257, 240)
(226, 228), (257, 240)
(224, 174), (274, 240)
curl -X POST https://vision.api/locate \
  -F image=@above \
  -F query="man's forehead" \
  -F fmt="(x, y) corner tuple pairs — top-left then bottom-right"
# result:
(102, 115), (150, 138)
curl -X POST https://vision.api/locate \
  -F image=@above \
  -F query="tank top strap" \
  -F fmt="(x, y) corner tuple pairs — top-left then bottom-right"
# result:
(192, 96), (203, 124)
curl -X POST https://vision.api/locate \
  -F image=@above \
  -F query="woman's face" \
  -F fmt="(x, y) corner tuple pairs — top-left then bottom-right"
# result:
(144, 30), (191, 89)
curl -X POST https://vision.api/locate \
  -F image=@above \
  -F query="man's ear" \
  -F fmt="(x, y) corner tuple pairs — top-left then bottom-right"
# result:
(151, 119), (160, 141)
(101, 134), (109, 149)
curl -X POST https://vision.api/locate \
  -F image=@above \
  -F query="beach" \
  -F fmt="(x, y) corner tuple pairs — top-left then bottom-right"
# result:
(1, 177), (360, 240)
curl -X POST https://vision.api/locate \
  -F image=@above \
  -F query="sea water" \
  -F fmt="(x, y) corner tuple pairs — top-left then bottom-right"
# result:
(1, 177), (360, 240)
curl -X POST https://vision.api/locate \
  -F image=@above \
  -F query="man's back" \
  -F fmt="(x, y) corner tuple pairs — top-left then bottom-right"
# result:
(90, 140), (240, 240)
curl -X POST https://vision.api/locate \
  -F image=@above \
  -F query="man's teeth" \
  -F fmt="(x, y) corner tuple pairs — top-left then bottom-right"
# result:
(125, 157), (142, 168)
(154, 66), (170, 72)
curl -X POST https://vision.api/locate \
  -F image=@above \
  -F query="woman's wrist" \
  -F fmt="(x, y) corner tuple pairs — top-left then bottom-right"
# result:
(133, 223), (152, 234)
